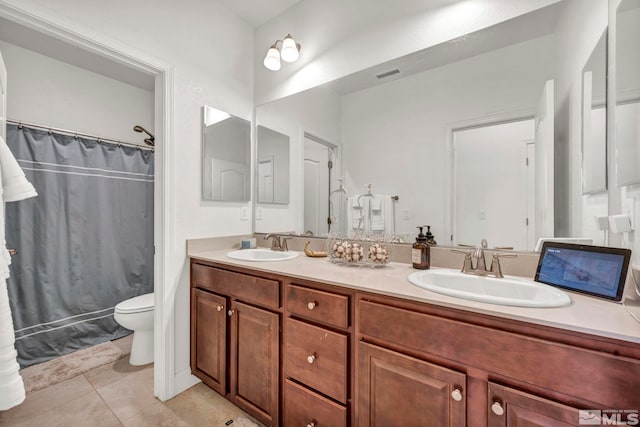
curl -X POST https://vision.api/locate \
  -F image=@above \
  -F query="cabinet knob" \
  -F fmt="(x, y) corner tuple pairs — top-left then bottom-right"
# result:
(451, 388), (463, 402)
(491, 401), (504, 416)
(228, 309), (235, 316)
(307, 354), (316, 364)
(217, 305), (224, 312)
(306, 421), (317, 427)
(307, 301), (318, 310)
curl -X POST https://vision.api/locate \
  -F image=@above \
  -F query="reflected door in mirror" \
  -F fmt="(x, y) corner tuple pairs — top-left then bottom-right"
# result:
(202, 106), (251, 202)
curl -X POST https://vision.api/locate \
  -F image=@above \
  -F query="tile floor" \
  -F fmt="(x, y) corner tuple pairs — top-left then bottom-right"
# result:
(0, 338), (263, 427)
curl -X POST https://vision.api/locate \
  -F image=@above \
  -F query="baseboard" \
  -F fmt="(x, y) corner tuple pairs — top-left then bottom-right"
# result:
(172, 368), (201, 398)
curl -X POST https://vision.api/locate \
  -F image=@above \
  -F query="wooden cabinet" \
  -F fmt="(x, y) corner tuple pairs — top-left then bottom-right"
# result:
(229, 300), (279, 426)
(283, 282), (352, 427)
(190, 288), (227, 395)
(357, 295), (640, 427)
(487, 383), (580, 427)
(191, 258), (640, 426)
(190, 261), (281, 426)
(358, 341), (466, 427)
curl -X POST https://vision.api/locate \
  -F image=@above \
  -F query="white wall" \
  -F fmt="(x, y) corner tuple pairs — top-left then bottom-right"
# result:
(255, 85), (341, 233)
(340, 34), (555, 244)
(0, 0), (254, 398)
(0, 40), (153, 144)
(254, 0), (562, 104)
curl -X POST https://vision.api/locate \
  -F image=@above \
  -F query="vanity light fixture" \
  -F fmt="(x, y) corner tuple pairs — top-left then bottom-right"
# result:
(263, 34), (301, 71)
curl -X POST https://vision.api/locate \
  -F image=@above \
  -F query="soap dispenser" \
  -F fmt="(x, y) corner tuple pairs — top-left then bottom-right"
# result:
(412, 226), (430, 270)
(425, 225), (437, 245)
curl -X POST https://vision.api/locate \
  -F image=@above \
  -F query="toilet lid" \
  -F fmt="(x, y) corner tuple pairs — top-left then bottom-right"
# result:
(115, 293), (154, 314)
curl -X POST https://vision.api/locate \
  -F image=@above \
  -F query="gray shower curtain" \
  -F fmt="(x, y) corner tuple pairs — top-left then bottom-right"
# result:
(4, 124), (154, 367)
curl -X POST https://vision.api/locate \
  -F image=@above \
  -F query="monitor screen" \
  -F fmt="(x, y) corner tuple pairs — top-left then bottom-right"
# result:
(535, 242), (631, 301)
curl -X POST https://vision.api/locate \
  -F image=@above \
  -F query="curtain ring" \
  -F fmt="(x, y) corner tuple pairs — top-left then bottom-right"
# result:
(48, 127), (53, 135)
(18, 122), (23, 129)
(74, 133), (79, 140)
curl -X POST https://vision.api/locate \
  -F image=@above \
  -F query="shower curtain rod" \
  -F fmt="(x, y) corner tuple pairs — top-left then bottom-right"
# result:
(6, 119), (154, 151)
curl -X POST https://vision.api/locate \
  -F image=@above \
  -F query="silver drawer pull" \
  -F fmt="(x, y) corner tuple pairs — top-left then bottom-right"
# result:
(307, 421), (317, 427)
(307, 301), (318, 310)
(228, 309), (235, 316)
(216, 305), (224, 312)
(307, 354), (316, 364)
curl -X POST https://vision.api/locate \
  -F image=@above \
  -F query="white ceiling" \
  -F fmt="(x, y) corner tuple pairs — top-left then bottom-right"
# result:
(218, 0), (302, 27)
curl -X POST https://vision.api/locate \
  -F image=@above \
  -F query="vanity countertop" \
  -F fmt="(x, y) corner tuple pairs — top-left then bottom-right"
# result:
(189, 248), (640, 345)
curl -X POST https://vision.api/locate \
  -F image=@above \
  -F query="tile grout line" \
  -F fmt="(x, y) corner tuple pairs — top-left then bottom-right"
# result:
(85, 369), (128, 426)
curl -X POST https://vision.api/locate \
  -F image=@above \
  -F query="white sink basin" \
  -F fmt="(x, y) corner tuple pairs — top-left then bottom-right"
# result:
(408, 269), (571, 308)
(226, 248), (299, 262)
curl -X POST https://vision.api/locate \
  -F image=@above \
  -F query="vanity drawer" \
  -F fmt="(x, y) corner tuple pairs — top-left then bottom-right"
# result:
(287, 284), (349, 328)
(284, 317), (348, 403)
(284, 379), (347, 427)
(191, 263), (279, 309)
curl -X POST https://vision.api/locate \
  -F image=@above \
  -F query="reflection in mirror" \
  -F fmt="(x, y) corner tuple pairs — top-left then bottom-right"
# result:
(257, 125), (290, 204)
(582, 30), (607, 194)
(202, 106), (251, 202)
(254, 1), (610, 251)
(616, 0), (640, 186)
(303, 134), (339, 236)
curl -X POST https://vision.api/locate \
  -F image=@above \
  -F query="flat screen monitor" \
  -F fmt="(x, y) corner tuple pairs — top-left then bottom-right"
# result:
(535, 242), (632, 301)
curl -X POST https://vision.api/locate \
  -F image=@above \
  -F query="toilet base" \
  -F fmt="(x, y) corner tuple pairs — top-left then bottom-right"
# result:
(129, 330), (154, 366)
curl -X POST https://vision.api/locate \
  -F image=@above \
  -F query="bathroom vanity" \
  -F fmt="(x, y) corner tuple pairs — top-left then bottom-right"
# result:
(189, 249), (640, 427)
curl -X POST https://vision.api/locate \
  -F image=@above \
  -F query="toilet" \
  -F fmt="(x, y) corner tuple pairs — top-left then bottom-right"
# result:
(114, 293), (154, 365)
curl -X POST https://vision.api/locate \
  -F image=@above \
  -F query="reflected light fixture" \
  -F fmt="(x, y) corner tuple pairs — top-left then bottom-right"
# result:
(263, 34), (301, 71)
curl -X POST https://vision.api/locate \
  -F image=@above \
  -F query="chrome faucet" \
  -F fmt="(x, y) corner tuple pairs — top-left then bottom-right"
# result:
(264, 234), (293, 251)
(452, 239), (516, 278)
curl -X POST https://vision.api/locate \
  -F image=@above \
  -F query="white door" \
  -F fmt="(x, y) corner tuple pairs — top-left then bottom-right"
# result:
(304, 158), (320, 235)
(0, 49), (7, 139)
(258, 158), (274, 203)
(453, 119), (535, 250)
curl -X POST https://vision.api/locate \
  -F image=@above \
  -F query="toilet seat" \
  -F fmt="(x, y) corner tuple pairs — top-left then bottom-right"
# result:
(115, 293), (154, 314)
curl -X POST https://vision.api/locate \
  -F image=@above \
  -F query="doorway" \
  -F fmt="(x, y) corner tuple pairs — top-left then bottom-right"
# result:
(0, 6), (173, 400)
(303, 133), (337, 236)
(451, 118), (535, 250)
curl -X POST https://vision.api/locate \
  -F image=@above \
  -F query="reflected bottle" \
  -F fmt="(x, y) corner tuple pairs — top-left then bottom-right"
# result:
(412, 226), (430, 270)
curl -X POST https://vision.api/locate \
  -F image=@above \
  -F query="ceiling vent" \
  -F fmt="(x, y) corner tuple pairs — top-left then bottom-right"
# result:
(376, 69), (400, 79)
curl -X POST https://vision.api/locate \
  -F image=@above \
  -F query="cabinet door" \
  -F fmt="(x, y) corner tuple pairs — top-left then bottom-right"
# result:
(190, 288), (227, 395)
(358, 341), (465, 427)
(488, 382), (581, 427)
(229, 300), (279, 426)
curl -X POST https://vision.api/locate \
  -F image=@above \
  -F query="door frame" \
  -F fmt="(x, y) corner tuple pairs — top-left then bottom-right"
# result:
(445, 110), (534, 247)
(0, 4), (176, 400)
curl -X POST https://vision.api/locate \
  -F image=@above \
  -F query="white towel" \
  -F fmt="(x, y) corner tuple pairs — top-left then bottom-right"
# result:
(371, 195), (384, 211)
(371, 195), (394, 233)
(0, 136), (37, 202)
(0, 135), (37, 410)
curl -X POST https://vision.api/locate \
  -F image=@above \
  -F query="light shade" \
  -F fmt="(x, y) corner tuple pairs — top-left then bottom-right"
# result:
(280, 34), (300, 63)
(263, 46), (281, 71)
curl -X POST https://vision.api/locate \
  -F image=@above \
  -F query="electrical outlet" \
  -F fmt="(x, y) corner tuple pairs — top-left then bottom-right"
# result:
(240, 207), (248, 221)
(256, 207), (263, 220)
(403, 209), (410, 220)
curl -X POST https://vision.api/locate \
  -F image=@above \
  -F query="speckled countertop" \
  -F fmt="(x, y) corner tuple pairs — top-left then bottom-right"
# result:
(188, 247), (640, 345)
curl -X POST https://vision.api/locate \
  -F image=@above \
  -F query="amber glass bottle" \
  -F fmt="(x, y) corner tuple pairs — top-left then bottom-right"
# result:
(412, 226), (430, 269)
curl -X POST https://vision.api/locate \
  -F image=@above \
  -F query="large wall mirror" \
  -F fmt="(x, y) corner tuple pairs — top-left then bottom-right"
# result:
(255, 0), (611, 251)
(582, 29), (608, 194)
(202, 105), (251, 202)
(616, 0), (640, 187)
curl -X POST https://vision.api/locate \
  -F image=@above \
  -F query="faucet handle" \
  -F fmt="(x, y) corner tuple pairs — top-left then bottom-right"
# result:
(451, 249), (474, 273)
(281, 235), (293, 251)
(489, 253), (517, 278)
